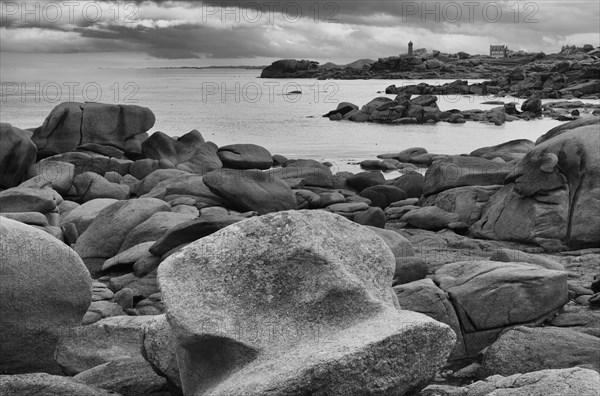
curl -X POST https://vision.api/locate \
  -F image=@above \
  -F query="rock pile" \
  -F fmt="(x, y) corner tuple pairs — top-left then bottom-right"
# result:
(1, 102), (598, 395)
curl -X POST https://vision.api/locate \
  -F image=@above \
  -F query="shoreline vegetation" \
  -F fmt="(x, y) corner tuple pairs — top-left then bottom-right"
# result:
(1, 45), (600, 395)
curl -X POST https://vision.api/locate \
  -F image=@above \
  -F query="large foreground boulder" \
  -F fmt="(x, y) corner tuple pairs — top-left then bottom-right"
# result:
(158, 210), (455, 395)
(32, 102), (155, 156)
(471, 124), (600, 249)
(0, 218), (92, 374)
(0, 123), (37, 189)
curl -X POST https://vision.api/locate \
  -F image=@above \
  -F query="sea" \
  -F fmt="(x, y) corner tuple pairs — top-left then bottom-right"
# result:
(1, 67), (595, 174)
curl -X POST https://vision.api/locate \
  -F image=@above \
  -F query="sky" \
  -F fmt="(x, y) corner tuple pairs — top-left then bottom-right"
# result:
(1, 0), (599, 69)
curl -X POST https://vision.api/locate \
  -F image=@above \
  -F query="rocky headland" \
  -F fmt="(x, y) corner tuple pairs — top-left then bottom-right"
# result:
(261, 45), (600, 100)
(1, 102), (599, 395)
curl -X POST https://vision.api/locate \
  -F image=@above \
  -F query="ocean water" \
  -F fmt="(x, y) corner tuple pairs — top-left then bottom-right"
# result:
(1, 67), (593, 173)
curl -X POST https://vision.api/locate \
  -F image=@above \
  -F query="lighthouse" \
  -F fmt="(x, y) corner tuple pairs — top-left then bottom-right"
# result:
(408, 41), (414, 56)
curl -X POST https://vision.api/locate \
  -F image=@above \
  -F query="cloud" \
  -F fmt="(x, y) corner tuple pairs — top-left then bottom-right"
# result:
(0, 0), (598, 62)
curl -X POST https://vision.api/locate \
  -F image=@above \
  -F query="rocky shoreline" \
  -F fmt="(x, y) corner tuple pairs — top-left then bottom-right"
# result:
(261, 46), (600, 100)
(1, 102), (599, 395)
(324, 93), (600, 126)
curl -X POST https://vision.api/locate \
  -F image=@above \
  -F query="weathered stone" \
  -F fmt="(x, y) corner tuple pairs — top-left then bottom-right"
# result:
(346, 171), (386, 191)
(76, 143), (124, 158)
(423, 156), (513, 197)
(392, 171), (425, 198)
(353, 206), (386, 228)
(470, 139), (534, 162)
(394, 278), (466, 360)
(521, 96), (542, 114)
(481, 326), (600, 377)
(203, 169), (296, 215)
(137, 169), (191, 196)
(143, 174), (228, 208)
(141, 314), (182, 391)
(266, 165), (333, 188)
(73, 172), (130, 202)
(489, 248), (565, 271)
(133, 255), (162, 278)
(109, 270), (159, 299)
(359, 185), (406, 209)
(60, 198), (117, 234)
(393, 257), (428, 286)
(43, 151), (132, 177)
(0, 123), (37, 189)
(0, 212), (49, 226)
(218, 143), (273, 170)
(1, 218), (92, 374)
(23, 160), (74, 195)
(103, 241), (156, 271)
(318, 192), (345, 207)
(535, 117), (599, 145)
(434, 261), (568, 333)
(471, 125), (600, 249)
(55, 315), (156, 375)
(129, 159), (161, 180)
(0, 373), (117, 396)
(119, 212), (196, 252)
(149, 213), (243, 256)
(32, 102), (155, 156)
(0, 186), (61, 213)
(327, 201), (369, 214)
(158, 210), (455, 396)
(465, 368), (600, 396)
(75, 198), (170, 261)
(74, 357), (170, 396)
(142, 130), (221, 174)
(422, 185), (502, 225)
(365, 226), (415, 259)
(92, 281), (113, 301)
(82, 301), (125, 325)
(401, 206), (461, 230)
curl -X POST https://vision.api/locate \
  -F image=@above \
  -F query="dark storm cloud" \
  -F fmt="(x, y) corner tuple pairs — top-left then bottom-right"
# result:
(74, 22), (278, 58)
(1, 0), (598, 59)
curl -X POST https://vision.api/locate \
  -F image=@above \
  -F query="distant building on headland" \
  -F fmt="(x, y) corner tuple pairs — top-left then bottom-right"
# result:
(408, 41), (413, 56)
(490, 45), (508, 58)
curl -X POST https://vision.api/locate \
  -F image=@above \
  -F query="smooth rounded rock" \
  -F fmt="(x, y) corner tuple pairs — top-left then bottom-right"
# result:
(1, 218), (92, 374)
(0, 123), (37, 189)
(217, 144), (273, 170)
(203, 169), (296, 215)
(74, 198), (170, 261)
